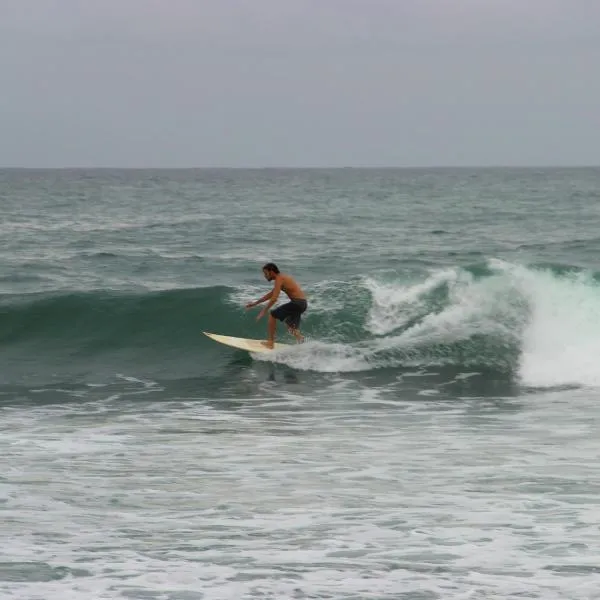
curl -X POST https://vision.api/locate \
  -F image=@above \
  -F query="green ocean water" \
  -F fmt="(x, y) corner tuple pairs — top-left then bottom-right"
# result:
(2, 168), (600, 599)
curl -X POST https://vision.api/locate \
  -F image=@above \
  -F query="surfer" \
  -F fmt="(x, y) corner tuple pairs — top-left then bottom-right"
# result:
(245, 262), (307, 348)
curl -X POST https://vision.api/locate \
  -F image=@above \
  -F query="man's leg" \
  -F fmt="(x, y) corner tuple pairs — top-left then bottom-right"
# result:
(287, 324), (304, 343)
(262, 314), (277, 349)
(286, 309), (305, 343)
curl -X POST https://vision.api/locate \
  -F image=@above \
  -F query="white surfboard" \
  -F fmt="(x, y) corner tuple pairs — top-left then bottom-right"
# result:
(203, 332), (290, 353)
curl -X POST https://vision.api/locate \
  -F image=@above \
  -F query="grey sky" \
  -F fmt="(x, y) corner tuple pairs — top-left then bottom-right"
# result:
(1, 0), (599, 167)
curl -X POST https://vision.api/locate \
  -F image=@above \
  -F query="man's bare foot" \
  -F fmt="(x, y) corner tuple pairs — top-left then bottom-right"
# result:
(289, 329), (304, 343)
(261, 340), (274, 349)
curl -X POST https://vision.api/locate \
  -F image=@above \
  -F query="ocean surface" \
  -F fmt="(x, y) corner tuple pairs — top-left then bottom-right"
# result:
(2, 167), (600, 600)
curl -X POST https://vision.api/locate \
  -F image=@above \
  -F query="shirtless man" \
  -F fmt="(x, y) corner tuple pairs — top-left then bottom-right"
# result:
(245, 262), (307, 348)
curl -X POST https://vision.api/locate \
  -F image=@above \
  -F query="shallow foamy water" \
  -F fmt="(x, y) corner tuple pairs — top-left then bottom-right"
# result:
(2, 381), (600, 600)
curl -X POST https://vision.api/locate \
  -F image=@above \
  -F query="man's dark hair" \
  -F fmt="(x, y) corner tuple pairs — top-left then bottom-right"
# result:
(262, 262), (280, 274)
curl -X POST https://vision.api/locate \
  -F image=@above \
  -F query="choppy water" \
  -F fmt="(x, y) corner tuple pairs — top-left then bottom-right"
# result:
(2, 168), (600, 599)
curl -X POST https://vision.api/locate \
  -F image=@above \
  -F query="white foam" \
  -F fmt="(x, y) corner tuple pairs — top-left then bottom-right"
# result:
(364, 269), (459, 336)
(3, 383), (600, 599)
(253, 339), (370, 373)
(357, 264), (524, 362)
(515, 267), (600, 388)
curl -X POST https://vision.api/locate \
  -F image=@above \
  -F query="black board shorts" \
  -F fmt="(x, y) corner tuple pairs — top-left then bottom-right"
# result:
(270, 299), (307, 329)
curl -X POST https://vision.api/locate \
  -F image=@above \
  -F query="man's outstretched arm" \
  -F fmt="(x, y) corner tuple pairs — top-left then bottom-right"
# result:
(246, 290), (273, 308)
(257, 278), (283, 319)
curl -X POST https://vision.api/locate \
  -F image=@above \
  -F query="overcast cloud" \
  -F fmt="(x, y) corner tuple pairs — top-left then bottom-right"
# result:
(1, 0), (599, 167)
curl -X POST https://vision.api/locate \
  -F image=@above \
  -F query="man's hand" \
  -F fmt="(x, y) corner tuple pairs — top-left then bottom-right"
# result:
(247, 289), (274, 310)
(256, 307), (267, 321)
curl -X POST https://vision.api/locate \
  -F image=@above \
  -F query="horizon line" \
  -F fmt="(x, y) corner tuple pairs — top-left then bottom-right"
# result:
(1, 164), (599, 170)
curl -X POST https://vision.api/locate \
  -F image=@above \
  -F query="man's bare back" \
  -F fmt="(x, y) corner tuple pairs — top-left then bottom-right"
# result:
(279, 273), (306, 301)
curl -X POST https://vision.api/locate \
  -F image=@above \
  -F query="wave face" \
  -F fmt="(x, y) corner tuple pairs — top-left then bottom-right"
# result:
(0, 286), (236, 384)
(2, 260), (600, 388)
